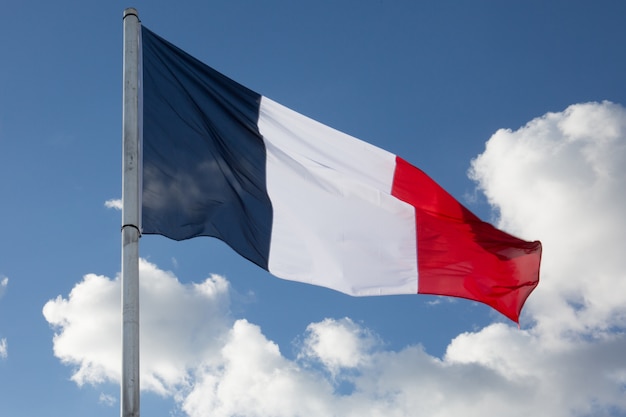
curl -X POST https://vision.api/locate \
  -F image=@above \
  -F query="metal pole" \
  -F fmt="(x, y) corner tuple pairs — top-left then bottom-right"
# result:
(122, 7), (141, 417)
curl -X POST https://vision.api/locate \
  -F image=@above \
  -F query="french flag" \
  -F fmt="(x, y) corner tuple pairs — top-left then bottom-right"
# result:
(141, 26), (541, 323)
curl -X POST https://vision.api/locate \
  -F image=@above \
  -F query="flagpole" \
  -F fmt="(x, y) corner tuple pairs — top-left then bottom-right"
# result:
(122, 8), (141, 417)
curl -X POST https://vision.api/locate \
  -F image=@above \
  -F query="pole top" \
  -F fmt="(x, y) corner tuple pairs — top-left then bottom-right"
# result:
(124, 8), (139, 19)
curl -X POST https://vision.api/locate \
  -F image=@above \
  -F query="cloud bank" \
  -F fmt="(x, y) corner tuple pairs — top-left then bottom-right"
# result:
(44, 101), (626, 416)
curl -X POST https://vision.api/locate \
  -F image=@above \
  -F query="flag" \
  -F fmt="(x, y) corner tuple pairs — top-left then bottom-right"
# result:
(140, 26), (542, 323)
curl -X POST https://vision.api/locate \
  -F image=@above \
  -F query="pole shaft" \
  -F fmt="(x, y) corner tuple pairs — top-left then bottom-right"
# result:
(122, 8), (141, 417)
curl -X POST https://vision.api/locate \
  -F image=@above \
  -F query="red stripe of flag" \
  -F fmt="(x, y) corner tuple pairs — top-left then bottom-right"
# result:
(391, 156), (542, 323)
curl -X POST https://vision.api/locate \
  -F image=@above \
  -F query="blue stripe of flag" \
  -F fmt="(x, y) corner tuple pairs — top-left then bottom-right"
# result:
(141, 26), (273, 270)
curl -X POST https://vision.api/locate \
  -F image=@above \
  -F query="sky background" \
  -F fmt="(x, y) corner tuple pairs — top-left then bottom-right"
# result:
(1, 1), (626, 416)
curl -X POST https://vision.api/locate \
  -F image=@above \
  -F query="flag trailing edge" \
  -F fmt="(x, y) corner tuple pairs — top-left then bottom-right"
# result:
(140, 26), (542, 323)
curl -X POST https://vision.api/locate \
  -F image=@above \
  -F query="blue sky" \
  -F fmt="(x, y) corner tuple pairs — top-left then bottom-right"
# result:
(1, 1), (626, 416)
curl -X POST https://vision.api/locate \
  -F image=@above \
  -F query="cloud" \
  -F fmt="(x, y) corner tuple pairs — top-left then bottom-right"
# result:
(179, 318), (626, 417)
(45, 101), (626, 416)
(444, 324), (626, 416)
(98, 393), (116, 407)
(104, 199), (122, 210)
(43, 258), (231, 395)
(0, 277), (7, 359)
(0, 276), (7, 298)
(182, 319), (336, 417)
(470, 101), (626, 339)
(297, 317), (380, 379)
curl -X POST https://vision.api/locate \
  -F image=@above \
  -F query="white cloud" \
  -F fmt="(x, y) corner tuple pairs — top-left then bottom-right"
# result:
(179, 318), (626, 417)
(98, 393), (116, 407)
(0, 276), (7, 298)
(46, 101), (626, 416)
(470, 101), (626, 339)
(104, 199), (122, 210)
(43, 258), (231, 395)
(183, 319), (336, 417)
(298, 317), (379, 378)
(1, 277), (7, 359)
(444, 324), (626, 416)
